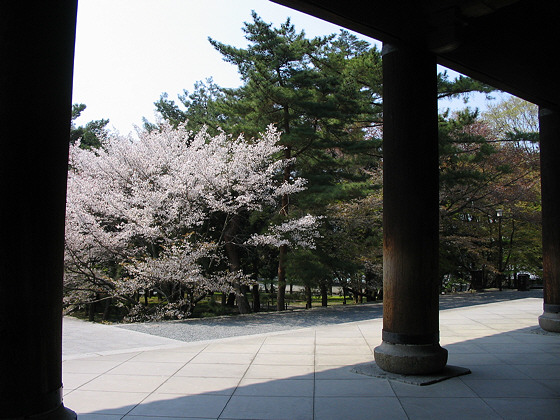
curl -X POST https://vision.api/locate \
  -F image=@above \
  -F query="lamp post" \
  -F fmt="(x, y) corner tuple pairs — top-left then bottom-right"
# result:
(496, 209), (503, 290)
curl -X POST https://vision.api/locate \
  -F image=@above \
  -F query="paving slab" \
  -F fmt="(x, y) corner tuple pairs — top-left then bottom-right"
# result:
(61, 292), (560, 419)
(63, 317), (186, 360)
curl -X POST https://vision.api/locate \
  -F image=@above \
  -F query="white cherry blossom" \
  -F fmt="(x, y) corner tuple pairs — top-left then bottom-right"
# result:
(64, 122), (316, 320)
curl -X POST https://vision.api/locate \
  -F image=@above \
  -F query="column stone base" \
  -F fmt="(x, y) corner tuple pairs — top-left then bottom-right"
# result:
(15, 405), (77, 420)
(45, 405), (77, 420)
(374, 341), (448, 375)
(539, 311), (560, 333)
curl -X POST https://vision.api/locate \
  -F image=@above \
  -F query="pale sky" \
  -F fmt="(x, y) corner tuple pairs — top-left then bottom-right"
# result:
(72, 0), (491, 135)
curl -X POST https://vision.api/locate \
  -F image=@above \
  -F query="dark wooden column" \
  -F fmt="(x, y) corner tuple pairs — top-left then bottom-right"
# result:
(373, 43), (447, 374)
(538, 108), (560, 333)
(0, 2), (77, 418)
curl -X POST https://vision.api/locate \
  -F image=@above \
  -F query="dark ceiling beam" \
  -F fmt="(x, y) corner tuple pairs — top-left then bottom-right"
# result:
(271, 0), (559, 110)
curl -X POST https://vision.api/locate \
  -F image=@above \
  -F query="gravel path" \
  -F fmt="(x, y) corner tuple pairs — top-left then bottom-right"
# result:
(117, 301), (384, 343)
(117, 289), (543, 342)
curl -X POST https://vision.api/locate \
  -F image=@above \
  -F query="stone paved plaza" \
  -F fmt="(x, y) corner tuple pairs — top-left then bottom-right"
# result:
(62, 293), (560, 419)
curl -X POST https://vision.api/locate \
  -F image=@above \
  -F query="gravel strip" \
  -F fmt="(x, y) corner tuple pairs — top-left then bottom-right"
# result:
(117, 290), (543, 343)
(117, 302), (384, 342)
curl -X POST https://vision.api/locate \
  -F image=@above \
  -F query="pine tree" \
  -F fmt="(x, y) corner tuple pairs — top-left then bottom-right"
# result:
(209, 12), (383, 309)
(70, 103), (109, 150)
(147, 12), (499, 308)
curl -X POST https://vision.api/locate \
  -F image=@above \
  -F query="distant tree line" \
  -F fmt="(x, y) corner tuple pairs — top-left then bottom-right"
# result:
(64, 13), (540, 321)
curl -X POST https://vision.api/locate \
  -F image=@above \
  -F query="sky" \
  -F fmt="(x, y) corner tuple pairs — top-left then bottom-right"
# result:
(72, 0), (496, 135)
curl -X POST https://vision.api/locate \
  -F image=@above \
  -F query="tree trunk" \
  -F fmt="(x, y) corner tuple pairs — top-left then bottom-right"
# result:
(88, 296), (95, 322)
(252, 284), (261, 312)
(102, 297), (111, 321)
(224, 214), (251, 314)
(233, 285), (250, 313)
(277, 244), (288, 311)
(276, 145), (291, 311)
(305, 284), (312, 309)
(320, 283), (328, 307)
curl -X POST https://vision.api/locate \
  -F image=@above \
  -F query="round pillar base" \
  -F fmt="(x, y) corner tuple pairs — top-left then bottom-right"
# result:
(539, 311), (560, 333)
(21, 405), (76, 420)
(374, 341), (448, 375)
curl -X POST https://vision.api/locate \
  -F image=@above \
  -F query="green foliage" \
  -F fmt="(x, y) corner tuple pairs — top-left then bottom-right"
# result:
(203, 13), (386, 302)
(482, 95), (539, 139)
(437, 71), (495, 101)
(70, 103), (109, 150)
(143, 78), (226, 136)
(439, 109), (542, 285)
(138, 13), (538, 306)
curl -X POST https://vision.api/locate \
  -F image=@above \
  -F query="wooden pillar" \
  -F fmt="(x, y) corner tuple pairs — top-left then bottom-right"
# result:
(538, 108), (560, 332)
(373, 43), (447, 374)
(0, 2), (77, 418)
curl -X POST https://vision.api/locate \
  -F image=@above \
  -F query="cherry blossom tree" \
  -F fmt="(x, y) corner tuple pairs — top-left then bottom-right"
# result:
(247, 214), (322, 250)
(64, 122), (315, 320)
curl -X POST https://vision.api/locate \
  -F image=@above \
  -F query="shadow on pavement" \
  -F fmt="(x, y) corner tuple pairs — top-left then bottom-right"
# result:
(71, 324), (559, 420)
